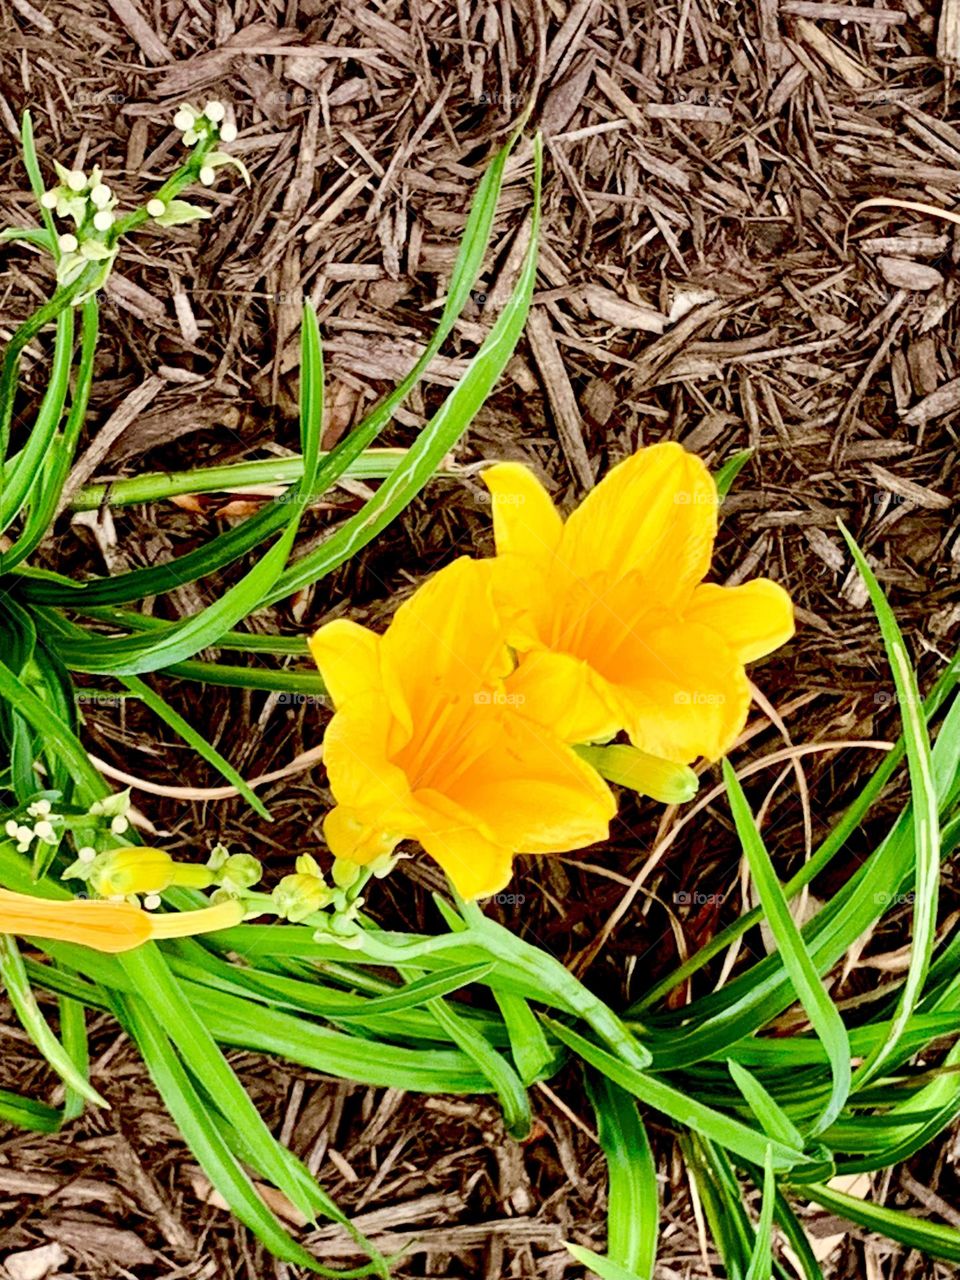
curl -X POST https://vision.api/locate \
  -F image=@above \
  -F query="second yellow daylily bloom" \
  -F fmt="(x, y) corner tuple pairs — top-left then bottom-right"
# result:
(482, 442), (794, 763)
(0, 889), (243, 953)
(309, 557), (615, 899)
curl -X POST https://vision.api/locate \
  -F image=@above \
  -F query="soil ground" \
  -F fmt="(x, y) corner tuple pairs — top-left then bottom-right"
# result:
(1, 1), (960, 1277)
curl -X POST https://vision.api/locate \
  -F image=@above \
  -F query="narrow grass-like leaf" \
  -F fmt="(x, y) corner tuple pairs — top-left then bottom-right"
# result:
(260, 135), (543, 606)
(635, 654), (960, 1014)
(59, 989), (90, 1122)
(21, 131), (518, 610)
(47, 308), (323, 675)
(728, 1060), (805, 1151)
(723, 759), (851, 1135)
(0, 1088), (62, 1133)
(714, 449), (753, 500)
(119, 673), (270, 820)
(424, 994), (531, 1136)
(564, 1243), (647, 1280)
(117, 994), (335, 1273)
(545, 1018), (813, 1173)
(3, 297), (99, 569)
(839, 523), (940, 1089)
(0, 307), (74, 535)
(495, 991), (556, 1084)
(585, 1073), (658, 1279)
(0, 935), (105, 1107)
(118, 944), (318, 1222)
(744, 1149), (776, 1280)
(803, 1182), (960, 1262)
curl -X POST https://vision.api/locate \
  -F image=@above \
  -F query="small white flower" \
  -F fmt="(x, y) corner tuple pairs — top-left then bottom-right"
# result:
(33, 820), (56, 843)
(40, 189), (59, 209)
(4, 819), (19, 838)
(198, 166), (215, 186)
(182, 129), (199, 147)
(90, 183), (111, 208)
(173, 106), (196, 132)
(28, 799), (52, 817)
(58, 232), (79, 253)
(16, 825), (33, 846)
(219, 121), (237, 144)
(92, 209), (114, 232)
(143, 893), (162, 910)
(66, 169), (87, 193)
(204, 100), (226, 123)
(146, 198), (166, 217)
(77, 846), (97, 863)
(110, 814), (129, 834)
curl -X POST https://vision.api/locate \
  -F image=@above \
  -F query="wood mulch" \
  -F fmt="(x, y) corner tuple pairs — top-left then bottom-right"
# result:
(1, 0), (959, 1276)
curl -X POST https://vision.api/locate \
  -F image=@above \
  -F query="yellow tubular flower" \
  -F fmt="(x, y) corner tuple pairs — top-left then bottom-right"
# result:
(0, 889), (243, 953)
(482, 442), (795, 764)
(309, 557), (615, 900)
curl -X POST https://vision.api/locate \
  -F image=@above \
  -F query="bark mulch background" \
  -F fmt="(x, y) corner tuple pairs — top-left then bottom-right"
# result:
(2, 0), (960, 1276)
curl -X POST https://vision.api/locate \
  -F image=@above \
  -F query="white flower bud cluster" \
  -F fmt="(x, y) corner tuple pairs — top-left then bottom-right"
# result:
(4, 798), (62, 853)
(40, 163), (118, 249)
(88, 789), (131, 835)
(172, 100), (237, 150)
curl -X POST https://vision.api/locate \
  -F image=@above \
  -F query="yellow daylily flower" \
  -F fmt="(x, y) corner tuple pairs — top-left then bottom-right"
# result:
(482, 442), (794, 763)
(0, 888), (243, 953)
(309, 557), (615, 899)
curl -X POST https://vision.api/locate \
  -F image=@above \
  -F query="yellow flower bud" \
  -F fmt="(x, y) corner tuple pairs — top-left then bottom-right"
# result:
(90, 847), (174, 897)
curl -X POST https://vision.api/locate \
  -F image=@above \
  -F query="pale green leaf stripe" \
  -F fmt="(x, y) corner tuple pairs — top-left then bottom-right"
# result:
(545, 1018), (812, 1173)
(723, 759), (850, 1136)
(586, 1074), (658, 1280)
(0, 935), (105, 1107)
(839, 523), (940, 1087)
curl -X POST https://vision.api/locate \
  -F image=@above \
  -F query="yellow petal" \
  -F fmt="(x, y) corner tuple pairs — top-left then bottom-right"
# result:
(685, 579), (795, 664)
(411, 789), (514, 899)
(605, 621), (751, 762)
(322, 695), (412, 812)
(560, 442), (718, 605)
(441, 710), (616, 854)
(0, 888), (152, 952)
(505, 647), (622, 745)
(309, 619), (382, 709)
(323, 804), (407, 866)
(481, 462), (564, 562)
(382, 557), (514, 721)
